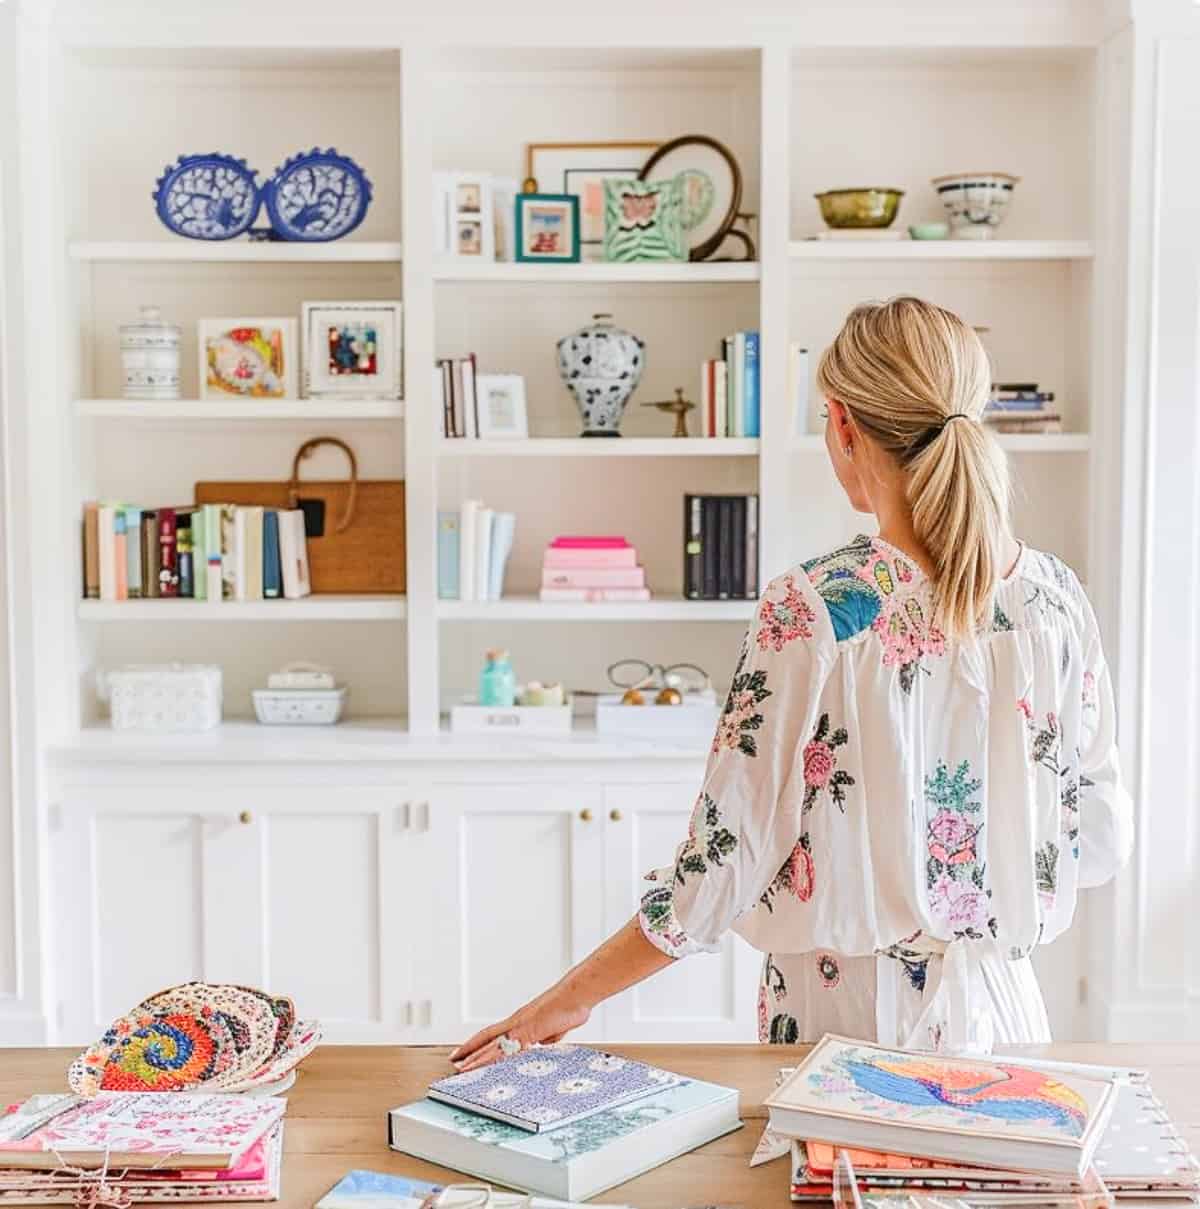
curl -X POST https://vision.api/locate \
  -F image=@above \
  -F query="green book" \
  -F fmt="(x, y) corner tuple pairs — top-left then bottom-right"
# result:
(192, 509), (206, 601)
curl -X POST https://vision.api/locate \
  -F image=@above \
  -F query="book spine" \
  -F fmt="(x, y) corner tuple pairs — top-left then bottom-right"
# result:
(701, 496), (718, 601)
(464, 354), (479, 439)
(437, 511), (461, 599)
(98, 506), (116, 601)
(439, 360), (454, 438)
(177, 516), (194, 598)
(717, 497), (733, 599)
(450, 359), (464, 438)
(234, 508), (247, 602)
(550, 536), (629, 549)
(83, 503), (100, 599)
(733, 331), (747, 438)
(157, 508), (178, 598)
(683, 494), (701, 600)
(745, 494), (759, 599)
(220, 505), (236, 600)
(141, 513), (158, 598)
(203, 505), (222, 603)
(246, 508), (264, 602)
(714, 359), (728, 439)
(113, 512), (128, 601)
(730, 496), (746, 599)
(191, 509), (206, 601)
(475, 508), (494, 602)
(722, 337), (733, 437)
(263, 510), (282, 599)
(538, 587), (650, 602)
(543, 547), (638, 568)
(743, 332), (760, 438)
(124, 508), (142, 599)
(487, 512), (515, 602)
(699, 364), (710, 438)
(459, 499), (479, 602)
(541, 567), (646, 589)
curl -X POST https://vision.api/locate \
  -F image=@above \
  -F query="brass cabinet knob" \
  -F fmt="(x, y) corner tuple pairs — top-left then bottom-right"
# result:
(609, 809), (623, 822)
(238, 810), (253, 825)
(579, 809), (593, 822)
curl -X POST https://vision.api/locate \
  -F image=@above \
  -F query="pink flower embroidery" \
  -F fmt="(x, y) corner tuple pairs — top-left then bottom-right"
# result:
(756, 984), (769, 1042)
(803, 740), (835, 788)
(777, 840), (814, 902)
(756, 575), (817, 653)
(1082, 671), (1098, 712)
(1016, 697), (1034, 721)
(929, 873), (987, 928)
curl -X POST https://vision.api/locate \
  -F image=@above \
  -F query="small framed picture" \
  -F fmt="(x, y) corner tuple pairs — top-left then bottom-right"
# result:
(301, 301), (402, 400)
(199, 318), (297, 400)
(475, 374), (528, 439)
(433, 172), (495, 261)
(515, 194), (581, 263)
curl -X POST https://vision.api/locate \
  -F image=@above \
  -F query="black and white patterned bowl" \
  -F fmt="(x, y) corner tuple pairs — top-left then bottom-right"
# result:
(931, 172), (1020, 239)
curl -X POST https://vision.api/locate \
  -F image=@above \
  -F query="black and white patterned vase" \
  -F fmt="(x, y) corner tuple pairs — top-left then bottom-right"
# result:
(556, 312), (645, 437)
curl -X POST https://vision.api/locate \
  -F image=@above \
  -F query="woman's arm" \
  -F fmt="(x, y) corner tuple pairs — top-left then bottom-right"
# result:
(448, 916), (674, 1070)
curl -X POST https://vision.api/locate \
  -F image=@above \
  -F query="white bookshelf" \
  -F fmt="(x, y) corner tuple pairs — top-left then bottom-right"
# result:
(433, 261), (759, 283)
(77, 399), (405, 420)
(788, 239), (1094, 261)
(789, 433), (1092, 453)
(79, 596), (407, 622)
(437, 438), (759, 458)
(437, 597), (756, 622)
(69, 241), (404, 263)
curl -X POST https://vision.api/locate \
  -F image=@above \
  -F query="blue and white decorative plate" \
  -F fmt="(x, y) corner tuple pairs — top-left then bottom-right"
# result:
(153, 154), (261, 241)
(261, 148), (372, 242)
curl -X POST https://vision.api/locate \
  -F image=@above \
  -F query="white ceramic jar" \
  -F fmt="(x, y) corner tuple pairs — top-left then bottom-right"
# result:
(119, 305), (181, 400)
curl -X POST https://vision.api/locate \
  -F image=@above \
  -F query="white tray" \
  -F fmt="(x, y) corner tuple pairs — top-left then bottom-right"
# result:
(450, 703), (573, 735)
(595, 692), (719, 740)
(253, 687), (347, 725)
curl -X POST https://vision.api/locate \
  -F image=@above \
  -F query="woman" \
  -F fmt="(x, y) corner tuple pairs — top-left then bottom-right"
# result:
(451, 296), (1133, 1069)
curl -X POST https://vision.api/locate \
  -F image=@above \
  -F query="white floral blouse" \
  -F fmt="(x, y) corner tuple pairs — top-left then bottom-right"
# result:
(638, 535), (1133, 1054)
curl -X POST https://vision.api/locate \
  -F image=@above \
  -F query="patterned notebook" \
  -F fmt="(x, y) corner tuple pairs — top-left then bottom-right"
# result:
(427, 1044), (682, 1132)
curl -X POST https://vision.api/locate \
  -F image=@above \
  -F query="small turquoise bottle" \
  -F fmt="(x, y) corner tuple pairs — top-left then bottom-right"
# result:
(479, 648), (516, 707)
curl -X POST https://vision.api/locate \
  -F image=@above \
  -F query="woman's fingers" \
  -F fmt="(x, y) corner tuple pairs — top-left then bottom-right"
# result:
(449, 1018), (510, 1064)
(453, 1036), (504, 1073)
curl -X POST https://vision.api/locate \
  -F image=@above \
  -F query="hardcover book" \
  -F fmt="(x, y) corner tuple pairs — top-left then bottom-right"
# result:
(427, 1045), (681, 1132)
(765, 1035), (1119, 1179)
(541, 568), (645, 589)
(390, 1073), (740, 1202)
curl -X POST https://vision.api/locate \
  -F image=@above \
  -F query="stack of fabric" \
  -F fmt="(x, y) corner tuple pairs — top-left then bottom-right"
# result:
(758, 1036), (1200, 1206)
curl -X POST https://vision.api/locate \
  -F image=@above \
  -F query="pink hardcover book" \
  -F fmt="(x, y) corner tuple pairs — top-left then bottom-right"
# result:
(543, 547), (639, 569)
(539, 587), (651, 602)
(550, 536), (629, 549)
(541, 567), (646, 589)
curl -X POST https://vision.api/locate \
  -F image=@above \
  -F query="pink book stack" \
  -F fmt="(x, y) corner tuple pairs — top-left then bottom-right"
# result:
(539, 537), (650, 603)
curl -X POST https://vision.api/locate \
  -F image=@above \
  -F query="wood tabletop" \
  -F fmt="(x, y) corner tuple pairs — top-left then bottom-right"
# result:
(2, 1044), (1200, 1208)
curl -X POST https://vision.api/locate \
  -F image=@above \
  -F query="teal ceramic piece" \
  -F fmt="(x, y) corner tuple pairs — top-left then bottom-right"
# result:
(908, 222), (950, 240)
(603, 177), (686, 262)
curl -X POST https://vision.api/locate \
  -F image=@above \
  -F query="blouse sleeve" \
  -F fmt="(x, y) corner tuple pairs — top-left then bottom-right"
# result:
(637, 572), (833, 958)
(1075, 589), (1134, 889)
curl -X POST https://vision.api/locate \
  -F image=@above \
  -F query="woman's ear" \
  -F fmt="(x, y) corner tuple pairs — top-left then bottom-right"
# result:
(827, 398), (855, 455)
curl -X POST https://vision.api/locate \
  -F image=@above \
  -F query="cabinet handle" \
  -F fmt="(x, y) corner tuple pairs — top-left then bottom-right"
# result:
(238, 811), (253, 825)
(609, 809), (623, 822)
(579, 809), (593, 822)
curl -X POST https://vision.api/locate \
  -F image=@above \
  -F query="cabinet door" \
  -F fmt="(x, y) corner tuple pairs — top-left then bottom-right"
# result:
(201, 787), (419, 1043)
(416, 783), (606, 1045)
(602, 782), (759, 1042)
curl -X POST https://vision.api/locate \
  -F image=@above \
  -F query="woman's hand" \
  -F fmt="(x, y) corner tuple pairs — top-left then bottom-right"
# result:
(448, 987), (591, 1071)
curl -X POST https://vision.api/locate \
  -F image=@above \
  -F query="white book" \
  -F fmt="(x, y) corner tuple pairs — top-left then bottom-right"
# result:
(388, 1077), (740, 1203)
(474, 507), (494, 601)
(233, 509), (247, 601)
(98, 506), (116, 602)
(461, 357), (478, 439)
(487, 512), (516, 601)
(459, 499), (480, 602)
(700, 360), (713, 438)
(243, 506), (264, 603)
(278, 510), (311, 600)
(733, 331), (747, 437)
(765, 1035), (1119, 1180)
(714, 360), (728, 439)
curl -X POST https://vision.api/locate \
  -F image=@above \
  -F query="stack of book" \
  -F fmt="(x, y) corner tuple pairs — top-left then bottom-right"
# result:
(387, 1043), (740, 1202)
(82, 503), (311, 603)
(765, 1035), (1199, 1205)
(438, 502), (516, 601)
(700, 329), (760, 437)
(0, 1092), (286, 1204)
(538, 536), (648, 603)
(683, 494), (759, 600)
(437, 353), (479, 438)
(984, 382), (1062, 433)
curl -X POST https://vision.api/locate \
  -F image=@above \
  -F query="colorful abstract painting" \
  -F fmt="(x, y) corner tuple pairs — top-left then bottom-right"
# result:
(602, 177), (686, 262)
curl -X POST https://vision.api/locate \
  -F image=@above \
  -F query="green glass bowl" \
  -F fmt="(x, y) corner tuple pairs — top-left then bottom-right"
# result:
(814, 187), (904, 229)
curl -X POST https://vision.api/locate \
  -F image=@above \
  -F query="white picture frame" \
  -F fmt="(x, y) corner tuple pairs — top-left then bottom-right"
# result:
(433, 171), (496, 262)
(475, 374), (528, 439)
(301, 301), (403, 400)
(198, 317), (298, 400)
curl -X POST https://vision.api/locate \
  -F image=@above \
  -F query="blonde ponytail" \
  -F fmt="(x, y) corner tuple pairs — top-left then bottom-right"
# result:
(815, 296), (1011, 638)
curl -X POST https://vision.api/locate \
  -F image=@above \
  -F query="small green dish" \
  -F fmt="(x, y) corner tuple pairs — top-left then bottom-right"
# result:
(908, 222), (950, 240)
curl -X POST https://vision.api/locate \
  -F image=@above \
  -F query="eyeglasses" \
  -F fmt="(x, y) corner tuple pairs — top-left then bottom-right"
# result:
(419, 1186), (532, 1209)
(606, 659), (711, 695)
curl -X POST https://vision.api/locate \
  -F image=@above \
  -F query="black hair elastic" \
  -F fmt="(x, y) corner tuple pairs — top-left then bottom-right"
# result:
(941, 412), (972, 427)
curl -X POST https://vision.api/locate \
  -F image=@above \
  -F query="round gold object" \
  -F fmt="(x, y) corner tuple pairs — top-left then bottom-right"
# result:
(238, 810), (253, 825)
(579, 808), (594, 822)
(621, 688), (646, 706)
(655, 687), (683, 706)
(610, 809), (623, 822)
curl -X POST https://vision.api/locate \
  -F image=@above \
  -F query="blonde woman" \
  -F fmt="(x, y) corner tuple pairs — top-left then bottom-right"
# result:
(451, 296), (1133, 1066)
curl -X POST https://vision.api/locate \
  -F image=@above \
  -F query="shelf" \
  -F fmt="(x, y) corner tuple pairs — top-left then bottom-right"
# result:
(436, 438), (759, 457)
(68, 241), (403, 263)
(788, 239), (1094, 261)
(76, 398), (404, 421)
(78, 595), (406, 621)
(433, 261), (760, 284)
(789, 433), (1091, 453)
(438, 596), (755, 622)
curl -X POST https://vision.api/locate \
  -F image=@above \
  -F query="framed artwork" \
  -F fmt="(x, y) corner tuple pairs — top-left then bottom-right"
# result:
(515, 194), (580, 263)
(301, 301), (402, 400)
(198, 318), (297, 400)
(433, 172), (496, 261)
(603, 177), (686, 262)
(526, 141), (660, 258)
(475, 374), (528, 439)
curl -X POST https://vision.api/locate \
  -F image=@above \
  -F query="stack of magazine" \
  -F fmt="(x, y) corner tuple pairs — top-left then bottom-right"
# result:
(764, 1035), (1199, 1205)
(387, 1043), (740, 1202)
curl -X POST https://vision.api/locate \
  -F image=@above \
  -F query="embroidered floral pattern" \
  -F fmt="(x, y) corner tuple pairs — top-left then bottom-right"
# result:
(759, 834), (815, 912)
(714, 649), (771, 757)
(1021, 706), (1081, 856)
(816, 953), (841, 988)
(805, 536), (882, 641)
(803, 713), (855, 813)
(638, 886), (688, 953)
(881, 940), (929, 993)
(757, 574), (817, 652)
(1035, 840), (1060, 907)
(870, 583), (946, 694)
(1082, 670), (1098, 713)
(924, 759), (993, 938)
(993, 603), (1014, 632)
(764, 954), (788, 1002)
(674, 793), (737, 885)
(768, 1013), (799, 1045)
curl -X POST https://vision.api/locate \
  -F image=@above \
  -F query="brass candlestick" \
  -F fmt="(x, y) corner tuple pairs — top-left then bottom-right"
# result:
(641, 388), (696, 438)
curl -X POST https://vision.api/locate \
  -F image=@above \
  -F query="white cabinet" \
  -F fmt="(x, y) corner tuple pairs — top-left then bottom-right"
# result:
(52, 786), (421, 1044)
(602, 782), (759, 1043)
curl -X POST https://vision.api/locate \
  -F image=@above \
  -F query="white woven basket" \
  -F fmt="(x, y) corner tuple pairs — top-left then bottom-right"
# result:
(104, 664), (222, 732)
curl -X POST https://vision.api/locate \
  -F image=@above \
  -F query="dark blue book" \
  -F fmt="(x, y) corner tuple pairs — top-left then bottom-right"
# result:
(262, 510), (282, 599)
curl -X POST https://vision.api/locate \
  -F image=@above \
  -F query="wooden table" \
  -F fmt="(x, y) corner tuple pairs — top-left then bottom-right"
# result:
(2, 1045), (1199, 1208)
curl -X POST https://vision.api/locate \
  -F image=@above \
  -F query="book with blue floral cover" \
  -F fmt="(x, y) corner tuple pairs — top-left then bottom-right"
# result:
(427, 1044), (682, 1132)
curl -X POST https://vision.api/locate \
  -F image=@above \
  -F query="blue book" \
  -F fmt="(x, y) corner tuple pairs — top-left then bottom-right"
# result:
(262, 510), (282, 599)
(743, 330), (760, 438)
(315, 1170), (442, 1209)
(123, 507), (142, 598)
(487, 512), (515, 602)
(437, 511), (460, 600)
